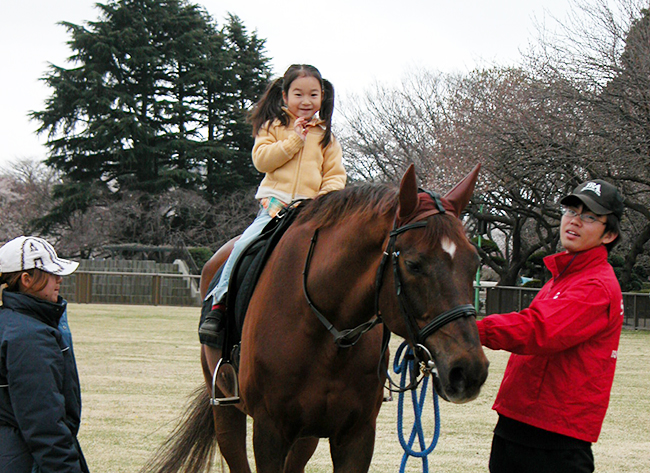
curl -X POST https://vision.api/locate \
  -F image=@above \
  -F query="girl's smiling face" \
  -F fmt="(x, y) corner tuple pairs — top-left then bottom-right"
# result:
(283, 75), (322, 119)
(560, 204), (616, 253)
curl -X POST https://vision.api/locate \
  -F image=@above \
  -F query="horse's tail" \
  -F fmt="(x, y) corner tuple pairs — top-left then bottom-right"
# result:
(139, 385), (217, 473)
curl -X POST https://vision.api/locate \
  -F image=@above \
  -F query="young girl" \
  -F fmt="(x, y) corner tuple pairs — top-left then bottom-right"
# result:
(0, 236), (90, 473)
(199, 64), (346, 344)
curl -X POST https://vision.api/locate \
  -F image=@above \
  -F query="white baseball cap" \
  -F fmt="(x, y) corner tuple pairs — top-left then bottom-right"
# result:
(0, 236), (79, 276)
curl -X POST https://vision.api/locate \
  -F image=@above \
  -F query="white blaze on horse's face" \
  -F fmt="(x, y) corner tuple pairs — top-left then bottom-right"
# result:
(441, 237), (457, 259)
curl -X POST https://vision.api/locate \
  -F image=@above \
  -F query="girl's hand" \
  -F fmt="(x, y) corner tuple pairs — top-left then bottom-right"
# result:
(294, 117), (312, 141)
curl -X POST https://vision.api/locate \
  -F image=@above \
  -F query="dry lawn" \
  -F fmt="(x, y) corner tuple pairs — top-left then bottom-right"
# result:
(67, 303), (650, 472)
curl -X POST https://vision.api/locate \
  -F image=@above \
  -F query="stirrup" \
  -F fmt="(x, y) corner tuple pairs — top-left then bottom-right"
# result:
(210, 357), (240, 406)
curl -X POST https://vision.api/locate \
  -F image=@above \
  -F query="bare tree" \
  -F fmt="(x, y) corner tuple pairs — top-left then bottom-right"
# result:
(0, 159), (60, 243)
(337, 69), (476, 189)
(107, 187), (258, 251)
(525, 0), (650, 289)
(0, 157), (258, 258)
(443, 67), (591, 284)
(338, 68), (581, 285)
(336, 0), (650, 289)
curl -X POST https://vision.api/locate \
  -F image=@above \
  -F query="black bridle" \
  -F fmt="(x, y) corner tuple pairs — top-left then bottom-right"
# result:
(379, 221), (476, 346)
(302, 191), (476, 392)
(377, 219), (476, 392)
(302, 192), (476, 388)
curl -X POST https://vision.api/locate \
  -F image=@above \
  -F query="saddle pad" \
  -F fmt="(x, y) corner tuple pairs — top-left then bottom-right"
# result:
(202, 201), (306, 357)
(229, 202), (306, 334)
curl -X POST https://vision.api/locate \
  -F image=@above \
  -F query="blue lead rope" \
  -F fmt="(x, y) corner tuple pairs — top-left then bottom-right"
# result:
(393, 341), (441, 473)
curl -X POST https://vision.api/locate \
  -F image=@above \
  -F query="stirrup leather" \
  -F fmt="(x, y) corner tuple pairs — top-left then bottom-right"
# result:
(210, 357), (240, 406)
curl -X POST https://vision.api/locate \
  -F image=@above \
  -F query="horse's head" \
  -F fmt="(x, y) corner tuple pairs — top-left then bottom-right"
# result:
(381, 164), (489, 403)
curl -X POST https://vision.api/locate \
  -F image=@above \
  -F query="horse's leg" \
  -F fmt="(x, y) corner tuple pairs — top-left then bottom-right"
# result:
(212, 405), (250, 473)
(201, 347), (251, 473)
(252, 416), (292, 473)
(329, 423), (377, 473)
(283, 437), (319, 473)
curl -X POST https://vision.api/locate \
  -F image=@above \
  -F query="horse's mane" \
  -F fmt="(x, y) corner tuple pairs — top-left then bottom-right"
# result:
(297, 183), (469, 246)
(297, 183), (399, 228)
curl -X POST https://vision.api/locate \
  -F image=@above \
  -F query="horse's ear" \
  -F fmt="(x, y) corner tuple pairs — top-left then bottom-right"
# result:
(444, 164), (481, 215)
(398, 164), (419, 220)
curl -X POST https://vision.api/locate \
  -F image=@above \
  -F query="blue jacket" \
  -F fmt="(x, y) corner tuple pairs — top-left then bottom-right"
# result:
(0, 291), (88, 473)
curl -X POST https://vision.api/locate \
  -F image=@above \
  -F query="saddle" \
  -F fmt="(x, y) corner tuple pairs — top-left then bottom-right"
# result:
(201, 201), (306, 367)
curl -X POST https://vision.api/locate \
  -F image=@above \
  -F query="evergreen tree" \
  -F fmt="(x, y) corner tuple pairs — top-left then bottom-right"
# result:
(31, 0), (271, 221)
(201, 14), (271, 199)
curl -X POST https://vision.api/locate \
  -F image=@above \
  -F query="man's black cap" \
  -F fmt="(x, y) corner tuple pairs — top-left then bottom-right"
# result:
(560, 179), (624, 220)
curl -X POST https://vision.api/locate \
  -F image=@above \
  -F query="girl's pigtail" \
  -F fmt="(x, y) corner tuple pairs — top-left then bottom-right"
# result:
(319, 79), (335, 148)
(250, 78), (287, 136)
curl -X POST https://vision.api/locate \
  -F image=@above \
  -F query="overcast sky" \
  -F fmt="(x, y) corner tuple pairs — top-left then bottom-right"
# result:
(0, 0), (572, 168)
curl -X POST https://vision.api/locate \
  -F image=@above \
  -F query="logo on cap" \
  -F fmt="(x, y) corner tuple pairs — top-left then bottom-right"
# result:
(24, 239), (60, 273)
(582, 182), (602, 196)
(0, 236), (78, 276)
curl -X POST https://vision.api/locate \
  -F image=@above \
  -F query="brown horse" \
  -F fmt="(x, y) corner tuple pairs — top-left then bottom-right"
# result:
(141, 165), (489, 473)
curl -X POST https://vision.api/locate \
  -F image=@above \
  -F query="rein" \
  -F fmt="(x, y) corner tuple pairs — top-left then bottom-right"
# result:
(303, 229), (382, 348)
(302, 213), (476, 358)
(394, 341), (440, 473)
(302, 193), (476, 385)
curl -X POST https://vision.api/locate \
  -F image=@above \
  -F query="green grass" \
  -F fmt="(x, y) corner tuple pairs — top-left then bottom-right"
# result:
(68, 303), (650, 472)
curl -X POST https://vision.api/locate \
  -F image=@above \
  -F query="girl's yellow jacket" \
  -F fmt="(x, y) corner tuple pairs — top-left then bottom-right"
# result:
(252, 113), (346, 203)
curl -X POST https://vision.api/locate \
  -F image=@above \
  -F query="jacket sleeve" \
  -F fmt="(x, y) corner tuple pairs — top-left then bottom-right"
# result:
(252, 124), (304, 173)
(317, 137), (346, 195)
(7, 326), (82, 473)
(476, 280), (613, 355)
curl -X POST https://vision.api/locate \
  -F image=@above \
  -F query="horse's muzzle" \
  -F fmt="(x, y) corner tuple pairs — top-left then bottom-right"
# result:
(429, 347), (489, 403)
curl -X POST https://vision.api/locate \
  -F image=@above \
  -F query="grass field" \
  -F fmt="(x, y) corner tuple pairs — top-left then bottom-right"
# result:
(67, 303), (650, 472)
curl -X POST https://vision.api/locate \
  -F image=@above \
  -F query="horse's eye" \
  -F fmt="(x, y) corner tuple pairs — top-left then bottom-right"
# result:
(404, 260), (422, 274)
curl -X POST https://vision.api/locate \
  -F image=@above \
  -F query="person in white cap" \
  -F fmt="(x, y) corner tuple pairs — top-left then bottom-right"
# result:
(0, 236), (89, 473)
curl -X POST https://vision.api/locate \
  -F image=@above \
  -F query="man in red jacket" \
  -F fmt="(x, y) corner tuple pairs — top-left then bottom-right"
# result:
(477, 179), (625, 473)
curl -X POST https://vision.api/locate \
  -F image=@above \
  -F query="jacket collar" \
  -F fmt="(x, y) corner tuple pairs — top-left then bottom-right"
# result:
(544, 245), (608, 279)
(1, 291), (66, 328)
